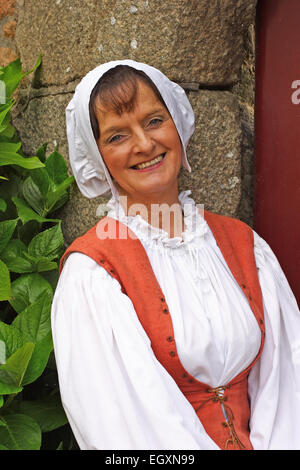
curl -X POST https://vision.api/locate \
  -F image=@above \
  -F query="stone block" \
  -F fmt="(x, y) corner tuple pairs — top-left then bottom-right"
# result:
(15, 0), (257, 87)
(178, 90), (242, 218)
(12, 86), (74, 159)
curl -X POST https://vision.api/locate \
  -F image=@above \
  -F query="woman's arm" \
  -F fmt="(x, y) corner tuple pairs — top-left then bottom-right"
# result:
(248, 231), (300, 450)
(51, 252), (218, 450)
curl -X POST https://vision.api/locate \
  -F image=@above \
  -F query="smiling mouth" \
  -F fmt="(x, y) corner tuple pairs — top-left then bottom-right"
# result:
(131, 153), (166, 170)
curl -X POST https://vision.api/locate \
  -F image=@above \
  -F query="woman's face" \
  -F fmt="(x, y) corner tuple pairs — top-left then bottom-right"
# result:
(95, 80), (182, 205)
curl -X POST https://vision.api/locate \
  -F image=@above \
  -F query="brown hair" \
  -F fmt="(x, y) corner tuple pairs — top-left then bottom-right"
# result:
(89, 65), (167, 141)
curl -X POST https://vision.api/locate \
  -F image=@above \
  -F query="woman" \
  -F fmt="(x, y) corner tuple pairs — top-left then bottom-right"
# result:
(51, 60), (300, 450)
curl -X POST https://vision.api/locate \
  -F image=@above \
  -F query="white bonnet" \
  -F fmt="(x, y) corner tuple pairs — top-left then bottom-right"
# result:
(65, 59), (195, 199)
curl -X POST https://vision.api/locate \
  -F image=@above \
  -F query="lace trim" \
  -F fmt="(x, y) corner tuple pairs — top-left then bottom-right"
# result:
(105, 190), (208, 249)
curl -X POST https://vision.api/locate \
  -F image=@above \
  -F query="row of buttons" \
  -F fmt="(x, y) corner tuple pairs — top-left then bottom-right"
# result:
(160, 297), (177, 358)
(241, 284), (264, 326)
(160, 296), (195, 382)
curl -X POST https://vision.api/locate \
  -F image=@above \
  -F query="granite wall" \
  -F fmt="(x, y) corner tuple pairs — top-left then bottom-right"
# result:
(3, 0), (257, 243)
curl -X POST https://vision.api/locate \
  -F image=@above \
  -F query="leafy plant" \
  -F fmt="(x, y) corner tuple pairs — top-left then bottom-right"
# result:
(0, 57), (76, 449)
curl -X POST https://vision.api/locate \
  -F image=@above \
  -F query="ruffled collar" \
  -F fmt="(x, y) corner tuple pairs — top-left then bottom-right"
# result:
(105, 190), (208, 249)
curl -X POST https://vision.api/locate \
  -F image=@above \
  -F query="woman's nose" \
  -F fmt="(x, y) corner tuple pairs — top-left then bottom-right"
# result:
(132, 129), (154, 155)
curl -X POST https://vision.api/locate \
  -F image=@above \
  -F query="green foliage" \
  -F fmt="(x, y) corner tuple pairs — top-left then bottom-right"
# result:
(0, 57), (76, 449)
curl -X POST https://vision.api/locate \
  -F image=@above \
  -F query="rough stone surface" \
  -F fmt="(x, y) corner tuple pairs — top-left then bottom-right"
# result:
(0, 46), (18, 66)
(232, 23), (256, 226)
(0, 0), (18, 67)
(15, 0), (100, 88)
(0, 0), (16, 19)
(3, 19), (17, 38)
(55, 187), (107, 246)
(12, 85), (75, 159)
(178, 90), (242, 218)
(15, 0), (257, 87)
(236, 103), (254, 226)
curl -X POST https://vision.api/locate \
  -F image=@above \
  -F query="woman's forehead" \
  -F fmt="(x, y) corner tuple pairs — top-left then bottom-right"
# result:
(95, 80), (167, 122)
(96, 74), (167, 113)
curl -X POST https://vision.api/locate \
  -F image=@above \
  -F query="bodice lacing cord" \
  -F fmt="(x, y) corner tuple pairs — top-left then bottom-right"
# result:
(195, 385), (246, 450)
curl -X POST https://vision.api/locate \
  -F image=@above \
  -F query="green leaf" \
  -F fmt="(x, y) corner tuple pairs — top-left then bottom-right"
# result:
(22, 254), (57, 273)
(17, 394), (68, 433)
(12, 290), (52, 344)
(0, 101), (13, 128)
(33, 257), (57, 273)
(0, 123), (14, 139)
(0, 396), (3, 408)
(11, 289), (54, 386)
(0, 375), (22, 395)
(12, 196), (60, 224)
(0, 58), (23, 98)
(0, 260), (11, 301)
(0, 342), (34, 394)
(22, 175), (45, 215)
(22, 332), (53, 385)
(45, 176), (74, 211)
(0, 198), (7, 212)
(0, 322), (24, 358)
(45, 149), (68, 185)
(0, 340), (4, 365)
(30, 167), (53, 196)
(23, 54), (42, 77)
(0, 142), (21, 153)
(35, 143), (48, 164)
(0, 414), (41, 450)
(0, 152), (44, 169)
(0, 218), (18, 253)
(0, 172), (22, 201)
(28, 224), (63, 260)
(0, 112), (12, 135)
(9, 272), (53, 314)
(0, 239), (33, 273)
(46, 191), (69, 214)
(0, 55), (42, 99)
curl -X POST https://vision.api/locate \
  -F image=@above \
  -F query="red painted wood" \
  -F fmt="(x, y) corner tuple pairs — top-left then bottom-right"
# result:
(254, 0), (300, 307)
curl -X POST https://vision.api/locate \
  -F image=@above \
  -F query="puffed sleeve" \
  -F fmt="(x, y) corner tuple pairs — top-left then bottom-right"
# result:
(248, 231), (300, 450)
(51, 252), (219, 450)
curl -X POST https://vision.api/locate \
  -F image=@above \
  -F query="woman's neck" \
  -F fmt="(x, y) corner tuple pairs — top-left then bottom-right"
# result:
(118, 186), (185, 238)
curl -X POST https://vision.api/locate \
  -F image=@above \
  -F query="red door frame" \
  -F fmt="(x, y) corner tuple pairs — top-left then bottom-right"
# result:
(254, 0), (300, 307)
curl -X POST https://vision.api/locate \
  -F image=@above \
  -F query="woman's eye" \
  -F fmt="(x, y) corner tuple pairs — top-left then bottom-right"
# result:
(148, 118), (163, 127)
(108, 134), (123, 143)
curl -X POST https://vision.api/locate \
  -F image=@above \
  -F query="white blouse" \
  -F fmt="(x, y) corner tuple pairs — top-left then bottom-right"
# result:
(51, 190), (300, 450)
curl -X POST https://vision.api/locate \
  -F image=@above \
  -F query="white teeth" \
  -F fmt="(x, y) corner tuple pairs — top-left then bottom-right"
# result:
(134, 154), (165, 170)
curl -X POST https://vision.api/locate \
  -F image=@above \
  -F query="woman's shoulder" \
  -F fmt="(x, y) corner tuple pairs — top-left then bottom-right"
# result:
(59, 251), (118, 286)
(62, 251), (100, 270)
(203, 209), (252, 230)
(203, 210), (254, 246)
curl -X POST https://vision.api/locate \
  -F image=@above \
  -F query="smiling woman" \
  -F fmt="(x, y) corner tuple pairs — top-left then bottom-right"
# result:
(51, 60), (300, 451)
(88, 66), (183, 235)
(95, 80), (182, 229)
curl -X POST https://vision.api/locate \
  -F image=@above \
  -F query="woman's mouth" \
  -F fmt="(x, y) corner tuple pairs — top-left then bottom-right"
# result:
(131, 153), (166, 172)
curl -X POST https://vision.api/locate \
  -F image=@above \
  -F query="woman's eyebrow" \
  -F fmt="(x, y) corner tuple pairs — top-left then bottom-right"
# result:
(102, 125), (126, 136)
(145, 107), (167, 117)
